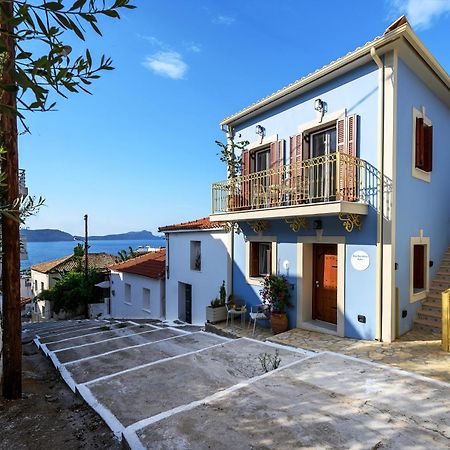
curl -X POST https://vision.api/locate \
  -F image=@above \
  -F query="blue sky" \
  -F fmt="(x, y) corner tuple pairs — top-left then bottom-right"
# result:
(20, 0), (450, 236)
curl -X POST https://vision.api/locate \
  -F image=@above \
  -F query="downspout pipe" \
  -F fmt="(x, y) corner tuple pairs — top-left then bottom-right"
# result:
(221, 123), (234, 297)
(370, 47), (385, 342)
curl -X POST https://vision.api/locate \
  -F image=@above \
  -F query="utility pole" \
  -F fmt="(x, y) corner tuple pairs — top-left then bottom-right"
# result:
(84, 214), (88, 278)
(1, 0), (22, 399)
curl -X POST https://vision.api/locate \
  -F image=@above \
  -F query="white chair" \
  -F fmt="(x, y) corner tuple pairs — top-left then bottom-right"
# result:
(226, 297), (247, 328)
(248, 304), (270, 336)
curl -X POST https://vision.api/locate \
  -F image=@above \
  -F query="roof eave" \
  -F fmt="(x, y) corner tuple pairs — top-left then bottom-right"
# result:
(220, 24), (449, 128)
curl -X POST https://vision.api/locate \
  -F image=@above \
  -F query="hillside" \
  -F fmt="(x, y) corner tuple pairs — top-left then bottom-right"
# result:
(21, 229), (161, 242)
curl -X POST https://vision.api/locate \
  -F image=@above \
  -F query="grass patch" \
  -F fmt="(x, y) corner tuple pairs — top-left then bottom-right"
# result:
(99, 325), (111, 332)
(116, 322), (128, 328)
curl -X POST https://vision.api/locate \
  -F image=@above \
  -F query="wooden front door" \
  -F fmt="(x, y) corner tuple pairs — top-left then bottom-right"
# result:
(313, 244), (338, 324)
(185, 284), (192, 324)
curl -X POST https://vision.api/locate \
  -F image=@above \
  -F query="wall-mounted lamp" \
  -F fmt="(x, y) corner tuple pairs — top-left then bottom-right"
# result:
(255, 124), (266, 140)
(314, 98), (327, 123)
(313, 220), (323, 230)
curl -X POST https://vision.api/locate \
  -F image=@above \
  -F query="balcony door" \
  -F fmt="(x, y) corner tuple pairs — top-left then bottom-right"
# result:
(310, 127), (336, 201)
(251, 148), (270, 208)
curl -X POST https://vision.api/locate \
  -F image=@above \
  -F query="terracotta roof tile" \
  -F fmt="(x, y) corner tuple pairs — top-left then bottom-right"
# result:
(31, 253), (117, 274)
(109, 249), (166, 279)
(158, 217), (225, 232)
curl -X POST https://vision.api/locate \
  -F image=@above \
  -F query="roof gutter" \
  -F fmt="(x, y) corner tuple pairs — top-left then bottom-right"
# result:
(370, 46), (385, 342)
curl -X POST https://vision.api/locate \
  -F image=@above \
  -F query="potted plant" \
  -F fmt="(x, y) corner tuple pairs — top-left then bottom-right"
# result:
(260, 274), (292, 334)
(206, 281), (227, 323)
(215, 139), (249, 211)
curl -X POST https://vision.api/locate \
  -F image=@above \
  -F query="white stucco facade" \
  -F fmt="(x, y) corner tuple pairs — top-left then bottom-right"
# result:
(110, 270), (165, 319)
(30, 270), (59, 297)
(165, 229), (230, 325)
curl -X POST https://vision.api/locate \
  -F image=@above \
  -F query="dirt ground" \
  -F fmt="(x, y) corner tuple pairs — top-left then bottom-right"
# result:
(0, 338), (119, 450)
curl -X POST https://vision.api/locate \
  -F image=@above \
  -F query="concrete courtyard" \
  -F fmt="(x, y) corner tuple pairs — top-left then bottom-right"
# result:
(28, 320), (450, 449)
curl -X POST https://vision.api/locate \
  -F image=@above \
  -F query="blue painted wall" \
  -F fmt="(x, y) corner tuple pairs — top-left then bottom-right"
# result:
(395, 58), (450, 335)
(229, 61), (381, 339)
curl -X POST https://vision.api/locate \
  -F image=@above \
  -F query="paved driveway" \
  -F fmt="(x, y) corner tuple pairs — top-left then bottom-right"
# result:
(29, 320), (450, 449)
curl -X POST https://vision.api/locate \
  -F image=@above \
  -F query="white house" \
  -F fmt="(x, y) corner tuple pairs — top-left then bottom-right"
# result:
(159, 217), (229, 325)
(109, 249), (166, 319)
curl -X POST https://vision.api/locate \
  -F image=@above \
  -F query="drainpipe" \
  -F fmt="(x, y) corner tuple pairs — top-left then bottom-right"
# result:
(221, 123), (234, 298)
(370, 47), (385, 342)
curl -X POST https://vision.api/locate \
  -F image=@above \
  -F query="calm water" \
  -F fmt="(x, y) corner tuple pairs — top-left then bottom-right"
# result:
(21, 239), (166, 270)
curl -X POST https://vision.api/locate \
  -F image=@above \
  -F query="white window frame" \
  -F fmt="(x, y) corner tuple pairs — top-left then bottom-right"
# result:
(409, 234), (430, 303)
(245, 236), (277, 285)
(411, 107), (432, 183)
(124, 283), (132, 305)
(190, 240), (201, 271)
(142, 287), (151, 312)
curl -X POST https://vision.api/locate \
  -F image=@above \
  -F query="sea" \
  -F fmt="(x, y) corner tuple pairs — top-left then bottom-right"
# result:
(21, 239), (166, 270)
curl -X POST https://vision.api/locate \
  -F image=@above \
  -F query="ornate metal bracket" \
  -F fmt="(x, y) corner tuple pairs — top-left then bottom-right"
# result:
(247, 220), (269, 233)
(223, 222), (241, 234)
(338, 213), (362, 232)
(285, 217), (308, 232)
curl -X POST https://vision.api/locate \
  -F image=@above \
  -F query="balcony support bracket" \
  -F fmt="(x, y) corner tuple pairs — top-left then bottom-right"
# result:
(223, 222), (241, 234)
(285, 217), (309, 232)
(247, 220), (269, 233)
(338, 213), (363, 232)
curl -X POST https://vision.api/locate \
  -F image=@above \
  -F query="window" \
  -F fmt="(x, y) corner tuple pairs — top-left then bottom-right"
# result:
(124, 283), (131, 304)
(34, 280), (37, 291)
(250, 242), (272, 278)
(410, 235), (429, 302)
(190, 241), (201, 271)
(254, 148), (270, 172)
(40, 281), (44, 292)
(412, 107), (432, 182)
(142, 288), (151, 310)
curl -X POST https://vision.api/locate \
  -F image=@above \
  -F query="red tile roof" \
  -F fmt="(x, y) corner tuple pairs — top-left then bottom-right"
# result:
(32, 253), (116, 274)
(158, 217), (225, 232)
(109, 249), (166, 279)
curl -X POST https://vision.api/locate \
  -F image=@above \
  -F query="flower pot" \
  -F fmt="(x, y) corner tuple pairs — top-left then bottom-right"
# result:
(206, 305), (227, 323)
(271, 312), (288, 334)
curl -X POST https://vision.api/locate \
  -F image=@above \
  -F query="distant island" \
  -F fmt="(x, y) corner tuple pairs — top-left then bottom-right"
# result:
(21, 228), (162, 242)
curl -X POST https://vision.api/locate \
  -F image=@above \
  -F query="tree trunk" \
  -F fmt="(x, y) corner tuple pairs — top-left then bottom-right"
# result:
(1, 0), (22, 400)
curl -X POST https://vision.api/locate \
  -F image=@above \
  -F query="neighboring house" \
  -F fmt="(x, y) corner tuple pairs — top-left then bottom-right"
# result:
(209, 17), (450, 342)
(159, 217), (229, 325)
(109, 249), (166, 319)
(31, 253), (116, 319)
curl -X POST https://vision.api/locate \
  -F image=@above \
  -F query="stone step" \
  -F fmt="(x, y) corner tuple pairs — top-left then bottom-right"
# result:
(423, 298), (442, 309)
(414, 317), (441, 331)
(417, 308), (441, 319)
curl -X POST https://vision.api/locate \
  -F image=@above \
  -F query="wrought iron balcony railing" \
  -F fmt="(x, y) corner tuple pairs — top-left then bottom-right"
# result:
(212, 152), (391, 218)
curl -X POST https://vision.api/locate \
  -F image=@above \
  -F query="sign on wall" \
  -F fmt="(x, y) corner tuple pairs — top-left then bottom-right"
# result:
(351, 250), (370, 271)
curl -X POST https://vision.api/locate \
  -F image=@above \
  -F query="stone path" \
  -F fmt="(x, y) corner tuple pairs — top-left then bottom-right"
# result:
(209, 322), (450, 383)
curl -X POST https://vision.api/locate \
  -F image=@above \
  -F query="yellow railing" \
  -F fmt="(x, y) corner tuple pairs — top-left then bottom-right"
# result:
(443, 289), (450, 352)
(212, 152), (391, 216)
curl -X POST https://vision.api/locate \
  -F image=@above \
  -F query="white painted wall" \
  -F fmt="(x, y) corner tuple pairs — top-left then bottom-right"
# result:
(165, 229), (229, 325)
(110, 270), (165, 319)
(30, 270), (60, 297)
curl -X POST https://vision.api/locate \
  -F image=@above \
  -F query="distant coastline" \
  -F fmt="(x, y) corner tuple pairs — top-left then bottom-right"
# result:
(21, 228), (162, 243)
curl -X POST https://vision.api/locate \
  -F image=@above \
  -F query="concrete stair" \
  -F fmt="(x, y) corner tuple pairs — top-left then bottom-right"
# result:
(414, 246), (450, 332)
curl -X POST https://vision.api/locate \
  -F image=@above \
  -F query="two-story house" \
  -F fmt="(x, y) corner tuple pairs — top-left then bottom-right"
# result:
(210, 17), (450, 343)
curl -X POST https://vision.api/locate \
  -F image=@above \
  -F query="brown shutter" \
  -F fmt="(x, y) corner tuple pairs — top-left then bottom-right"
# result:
(337, 118), (346, 153)
(250, 242), (259, 277)
(346, 114), (358, 200)
(270, 140), (284, 204)
(289, 133), (306, 205)
(423, 124), (433, 172)
(268, 245), (272, 275)
(241, 149), (250, 209)
(413, 245), (425, 290)
(415, 117), (424, 169)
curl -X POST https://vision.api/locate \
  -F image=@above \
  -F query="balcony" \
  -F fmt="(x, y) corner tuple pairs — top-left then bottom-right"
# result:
(211, 153), (390, 222)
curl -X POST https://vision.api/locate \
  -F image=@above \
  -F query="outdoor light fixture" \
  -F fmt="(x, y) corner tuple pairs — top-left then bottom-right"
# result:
(255, 124), (265, 138)
(314, 98), (327, 123)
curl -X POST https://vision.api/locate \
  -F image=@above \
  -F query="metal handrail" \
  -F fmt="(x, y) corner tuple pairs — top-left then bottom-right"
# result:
(212, 152), (391, 218)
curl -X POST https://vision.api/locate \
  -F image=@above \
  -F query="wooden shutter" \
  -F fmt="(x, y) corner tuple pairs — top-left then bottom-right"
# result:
(413, 245), (425, 290)
(267, 245), (272, 275)
(415, 117), (425, 169)
(250, 242), (259, 277)
(346, 114), (358, 201)
(241, 149), (250, 209)
(270, 140), (284, 204)
(337, 118), (346, 153)
(423, 124), (433, 172)
(289, 133), (306, 205)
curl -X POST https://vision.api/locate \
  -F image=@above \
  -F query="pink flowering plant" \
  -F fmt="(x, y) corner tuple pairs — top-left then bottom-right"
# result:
(260, 275), (292, 313)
